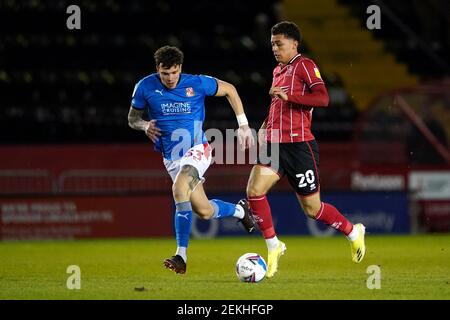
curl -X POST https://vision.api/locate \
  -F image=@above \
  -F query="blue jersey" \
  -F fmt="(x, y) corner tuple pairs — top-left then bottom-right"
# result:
(131, 73), (218, 160)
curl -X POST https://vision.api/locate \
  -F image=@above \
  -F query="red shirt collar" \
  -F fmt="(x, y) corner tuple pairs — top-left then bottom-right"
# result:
(278, 53), (302, 68)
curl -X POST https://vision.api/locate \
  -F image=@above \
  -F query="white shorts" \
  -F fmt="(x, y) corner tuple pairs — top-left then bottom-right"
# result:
(163, 143), (212, 183)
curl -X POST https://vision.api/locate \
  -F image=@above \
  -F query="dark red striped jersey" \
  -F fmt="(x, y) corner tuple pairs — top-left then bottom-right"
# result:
(266, 54), (328, 143)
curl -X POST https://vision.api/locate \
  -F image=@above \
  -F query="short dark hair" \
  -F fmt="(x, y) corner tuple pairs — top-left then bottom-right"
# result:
(271, 21), (302, 43)
(154, 46), (184, 68)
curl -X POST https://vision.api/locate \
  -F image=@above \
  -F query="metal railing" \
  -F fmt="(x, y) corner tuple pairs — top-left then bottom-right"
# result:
(0, 170), (55, 194)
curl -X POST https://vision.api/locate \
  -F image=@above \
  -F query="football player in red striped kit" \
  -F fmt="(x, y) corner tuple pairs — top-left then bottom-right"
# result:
(246, 21), (366, 278)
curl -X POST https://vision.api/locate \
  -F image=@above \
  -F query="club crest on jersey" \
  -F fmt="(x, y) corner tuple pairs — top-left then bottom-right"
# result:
(185, 87), (195, 97)
(286, 65), (294, 76)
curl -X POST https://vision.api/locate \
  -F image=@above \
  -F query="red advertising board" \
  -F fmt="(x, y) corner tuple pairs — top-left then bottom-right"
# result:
(0, 195), (173, 240)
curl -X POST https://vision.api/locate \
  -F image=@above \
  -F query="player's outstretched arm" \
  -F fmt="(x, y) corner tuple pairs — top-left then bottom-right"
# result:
(215, 79), (255, 150)
(127, 106), (161, 143)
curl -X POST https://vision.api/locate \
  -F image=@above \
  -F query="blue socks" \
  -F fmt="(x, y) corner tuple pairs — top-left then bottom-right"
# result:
(210, 199), (242, 219)
(174, 199), (243, 262)
(174, 201), (192, 249)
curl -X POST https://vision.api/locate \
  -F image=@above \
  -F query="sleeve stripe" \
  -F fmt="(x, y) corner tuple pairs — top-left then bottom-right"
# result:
(132, 83), (139, 97)
(309, 81), (325, 88)
(290, 63), (300, 95)
(301, 61), (312, 84)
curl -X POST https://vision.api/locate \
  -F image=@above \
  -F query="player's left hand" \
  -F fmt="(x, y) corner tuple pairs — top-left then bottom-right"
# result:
(269, 86), (288, 101)
(237, 124), (255, 151)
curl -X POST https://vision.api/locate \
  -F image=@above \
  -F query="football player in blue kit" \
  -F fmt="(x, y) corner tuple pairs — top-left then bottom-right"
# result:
(128, 46), (256, 274)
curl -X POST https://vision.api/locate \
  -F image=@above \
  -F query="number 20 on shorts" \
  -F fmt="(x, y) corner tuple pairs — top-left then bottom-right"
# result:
(296, 170), (315, 188)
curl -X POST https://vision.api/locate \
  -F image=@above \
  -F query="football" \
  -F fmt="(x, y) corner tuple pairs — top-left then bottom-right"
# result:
(235, 253), (267, 283)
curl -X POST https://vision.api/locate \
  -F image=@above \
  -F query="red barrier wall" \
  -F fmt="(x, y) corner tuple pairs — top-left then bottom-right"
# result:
(0, 144), (165, 174)
(0, 195), (173, 240)
(0, 143), (356, 191)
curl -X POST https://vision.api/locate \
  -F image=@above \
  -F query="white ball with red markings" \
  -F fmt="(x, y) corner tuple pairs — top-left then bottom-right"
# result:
(235, 253), (267, 283)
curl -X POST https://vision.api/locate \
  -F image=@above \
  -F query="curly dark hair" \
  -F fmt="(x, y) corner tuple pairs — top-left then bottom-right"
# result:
(154, 46), (184, 68)
(271, 21), (302, 44)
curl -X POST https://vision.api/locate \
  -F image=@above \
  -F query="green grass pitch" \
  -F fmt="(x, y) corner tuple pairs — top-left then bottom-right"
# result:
(0, 235), (449, 300)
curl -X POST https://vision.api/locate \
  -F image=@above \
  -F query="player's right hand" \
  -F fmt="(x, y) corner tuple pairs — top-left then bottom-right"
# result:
(269, 86), (288, 101)
(145, 119), (161, 143)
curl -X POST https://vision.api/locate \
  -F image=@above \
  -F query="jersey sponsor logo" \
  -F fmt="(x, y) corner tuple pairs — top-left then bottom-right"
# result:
(185, 87), (195, 97)
(161, 102), (191, 114)
(314, 67), (322, 79)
